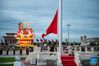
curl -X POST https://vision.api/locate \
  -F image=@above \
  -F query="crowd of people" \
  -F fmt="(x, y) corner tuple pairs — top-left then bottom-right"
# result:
(0, 45), (34, 55)
(0, 34), (99, 56)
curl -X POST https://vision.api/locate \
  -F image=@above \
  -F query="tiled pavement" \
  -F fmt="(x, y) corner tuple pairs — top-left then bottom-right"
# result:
(81, 60), (99, 66)
(24, 63), (57, 66)
(22, 60), (57, 66)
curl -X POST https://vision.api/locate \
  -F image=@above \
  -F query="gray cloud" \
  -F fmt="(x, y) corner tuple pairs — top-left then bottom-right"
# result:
(0, 0), (99, 41)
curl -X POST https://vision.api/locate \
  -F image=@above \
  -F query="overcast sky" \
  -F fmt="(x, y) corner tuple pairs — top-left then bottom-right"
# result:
(0, 0), (99, 42)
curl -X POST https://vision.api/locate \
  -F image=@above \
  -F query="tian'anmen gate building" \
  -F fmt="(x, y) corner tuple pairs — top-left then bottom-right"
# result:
(3, 33), (17, 45)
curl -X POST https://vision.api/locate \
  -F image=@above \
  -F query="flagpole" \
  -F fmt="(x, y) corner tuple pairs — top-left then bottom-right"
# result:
(58, 0), (62, 57)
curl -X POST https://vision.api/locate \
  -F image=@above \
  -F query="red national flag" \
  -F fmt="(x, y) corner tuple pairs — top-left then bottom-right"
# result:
(40, 39), (43, 42)
(36, 39), (39, 42)
(42, 10), (58, 38)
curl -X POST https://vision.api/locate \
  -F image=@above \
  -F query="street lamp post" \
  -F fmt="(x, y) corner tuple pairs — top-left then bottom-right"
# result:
(66, 24), (71, 45)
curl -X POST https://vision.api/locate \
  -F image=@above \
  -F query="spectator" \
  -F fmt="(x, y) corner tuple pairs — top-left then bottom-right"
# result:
(50, 46), (54, 52)
(26, 47), (29, 55)
(6, 49), (9, 55)
(29, 47), (33, 52)
(0, 48), (2, 55)
(20, 48), (22, 55)
(13, 49), (15, 55)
